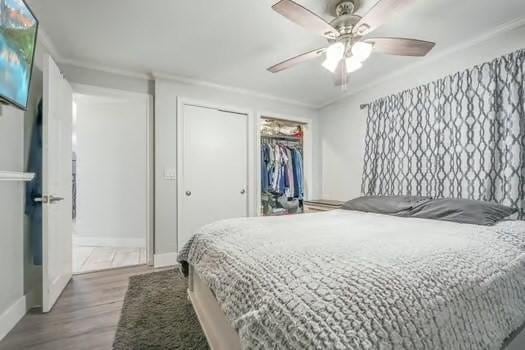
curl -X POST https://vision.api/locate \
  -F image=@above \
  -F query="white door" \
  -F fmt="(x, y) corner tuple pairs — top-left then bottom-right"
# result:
(41, 54), (73, 312)
(178, 104), (248, 249)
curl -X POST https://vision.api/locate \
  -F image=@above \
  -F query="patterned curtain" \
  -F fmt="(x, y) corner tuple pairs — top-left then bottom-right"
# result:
(361, 49), (525, 217)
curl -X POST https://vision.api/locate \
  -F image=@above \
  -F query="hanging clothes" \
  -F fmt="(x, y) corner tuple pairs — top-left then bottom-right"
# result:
(285, 147), (294, 198)
(261, 144), (270, 193)
(292, 148), (304, 200)
(25, 100), (43, 266)
(272, 145), (281, 191)
(261, 141), (304, 199)
(279, 145), (289, 193)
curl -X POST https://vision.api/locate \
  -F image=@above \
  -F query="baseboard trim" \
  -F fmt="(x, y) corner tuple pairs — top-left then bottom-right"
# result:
(25, 289), (40, 310)
(154, 252), (179, 268)
(0, 294), (28, 341)
(73, 235), (145, 248)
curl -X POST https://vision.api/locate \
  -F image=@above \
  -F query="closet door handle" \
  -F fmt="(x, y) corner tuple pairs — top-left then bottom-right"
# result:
(185, 191), (192, 197)
(240, 189), (246, 195)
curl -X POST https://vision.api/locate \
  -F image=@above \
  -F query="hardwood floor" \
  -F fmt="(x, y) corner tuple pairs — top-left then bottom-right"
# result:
(0, 265), (163, 350)
(73, 245), (147, 274)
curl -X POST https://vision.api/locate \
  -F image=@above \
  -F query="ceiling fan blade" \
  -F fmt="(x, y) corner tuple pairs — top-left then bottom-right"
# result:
(272, 0), (338, 38)
(334, 60), (349, 88)
(365, 37), (435, 56)
(268, 47), (326, 73)
(353, 0), (416, 36)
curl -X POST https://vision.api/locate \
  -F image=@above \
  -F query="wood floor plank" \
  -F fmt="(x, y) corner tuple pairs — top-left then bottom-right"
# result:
(3, 306), (121, 348)
(0, 265), (162, 350)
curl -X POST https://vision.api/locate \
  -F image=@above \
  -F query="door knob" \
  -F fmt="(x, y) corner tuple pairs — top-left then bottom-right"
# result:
(34, 196), (46, 203)
(240, 189), (246, 194)
(185, 191), (192, 196)
(34, 195), (64, 204)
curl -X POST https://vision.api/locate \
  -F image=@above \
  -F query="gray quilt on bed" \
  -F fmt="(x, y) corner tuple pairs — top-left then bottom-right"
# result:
(177, 210), (525, 350)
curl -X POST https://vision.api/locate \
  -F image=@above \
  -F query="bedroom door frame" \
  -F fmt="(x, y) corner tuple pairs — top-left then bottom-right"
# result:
(71, 83), (155, 266)
(176, 98), (255, 250)
(255, 112), (314, 216)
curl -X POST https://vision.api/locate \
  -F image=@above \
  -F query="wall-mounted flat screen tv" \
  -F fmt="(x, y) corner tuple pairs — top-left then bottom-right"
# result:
(0, 0), (38, 110)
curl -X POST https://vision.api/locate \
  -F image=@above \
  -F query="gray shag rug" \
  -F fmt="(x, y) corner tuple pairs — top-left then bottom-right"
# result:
(113, 269), (209, 350)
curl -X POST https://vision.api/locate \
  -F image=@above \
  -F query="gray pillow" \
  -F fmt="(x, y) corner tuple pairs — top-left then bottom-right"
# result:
(408, 198), (517, 226)
(342, 195), (432, 215)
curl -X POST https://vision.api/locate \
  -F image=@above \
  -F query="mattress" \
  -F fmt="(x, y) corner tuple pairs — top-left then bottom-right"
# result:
(178, 210), (525, 349)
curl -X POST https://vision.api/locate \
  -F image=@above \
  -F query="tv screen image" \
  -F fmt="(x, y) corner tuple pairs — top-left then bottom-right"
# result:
(0, 0), (38, 110)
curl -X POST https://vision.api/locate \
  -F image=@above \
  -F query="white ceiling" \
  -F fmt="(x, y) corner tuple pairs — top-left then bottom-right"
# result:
(27, 0), (525, 107)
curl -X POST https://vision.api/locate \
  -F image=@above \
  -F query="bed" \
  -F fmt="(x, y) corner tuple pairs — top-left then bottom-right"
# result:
(178, 209), (525, 349)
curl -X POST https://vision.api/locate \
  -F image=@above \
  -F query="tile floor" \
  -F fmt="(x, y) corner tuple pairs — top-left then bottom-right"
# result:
(73, 245), (147, 274)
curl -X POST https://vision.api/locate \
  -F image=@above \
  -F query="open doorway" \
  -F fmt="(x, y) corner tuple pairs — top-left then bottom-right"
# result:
(257, 113), (313, 217)
(71, 85), (153, 274)
(260, 117), (306, 216)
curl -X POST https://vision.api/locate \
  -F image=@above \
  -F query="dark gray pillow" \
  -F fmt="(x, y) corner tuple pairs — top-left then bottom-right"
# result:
(408, 198), (517, 226)
(342, 195), (432, 215)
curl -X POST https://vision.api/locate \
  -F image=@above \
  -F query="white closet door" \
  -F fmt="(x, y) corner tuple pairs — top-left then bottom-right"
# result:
(179, 104), (248, 249)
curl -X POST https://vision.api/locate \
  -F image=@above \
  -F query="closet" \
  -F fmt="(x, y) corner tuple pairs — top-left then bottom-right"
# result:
(178, 104), (248, 249)
(260, 117), (305, 216)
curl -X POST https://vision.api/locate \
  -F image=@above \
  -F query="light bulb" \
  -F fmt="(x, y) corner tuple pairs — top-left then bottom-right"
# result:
(322, 57), (340, 73)
(351, 41), (373, 62)
(345, 56), (362, 73)
(322, 42), (345, 73)
(326, 42), (345, 61)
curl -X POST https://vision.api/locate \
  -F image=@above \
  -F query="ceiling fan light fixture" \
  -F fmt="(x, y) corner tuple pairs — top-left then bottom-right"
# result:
(322, 57), (341, 73)
(267, 0), (437, 88)
(345, 56), (363, 73)
(326, 42), (345, 61)
(351, 41), (373, 62)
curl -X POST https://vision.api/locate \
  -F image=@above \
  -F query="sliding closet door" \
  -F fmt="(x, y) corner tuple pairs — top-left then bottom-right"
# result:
(178, 104), (248, 249)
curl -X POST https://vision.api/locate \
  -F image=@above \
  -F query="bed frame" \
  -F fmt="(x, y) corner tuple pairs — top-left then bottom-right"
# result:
(188, 265), (241, 350)
(187, 264), (525, 350)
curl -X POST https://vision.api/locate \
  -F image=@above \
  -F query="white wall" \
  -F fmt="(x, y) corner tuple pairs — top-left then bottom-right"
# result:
(0, 106), (26, 340)
(319, 24), (525, 201)
(73, 94), (148, 248)
(155, 78), (321, 257)
(0, 33), (50, 340)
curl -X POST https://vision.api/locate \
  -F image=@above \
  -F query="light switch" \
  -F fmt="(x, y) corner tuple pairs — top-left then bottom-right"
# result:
(164, 168), (176, 180)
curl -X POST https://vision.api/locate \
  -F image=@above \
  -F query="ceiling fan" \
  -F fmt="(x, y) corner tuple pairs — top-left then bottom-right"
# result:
(267, 0), (436, 88)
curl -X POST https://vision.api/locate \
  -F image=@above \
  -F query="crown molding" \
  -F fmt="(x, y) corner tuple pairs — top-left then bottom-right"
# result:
(57, 58), (153, 80)
(152, 71), (319, 109)
(44, 58), (318, 109)
(36, 14), (525, 112)
(37, 27), (63, 62)
(36, 25), (317, 109)
(319, 16), (525, 109)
